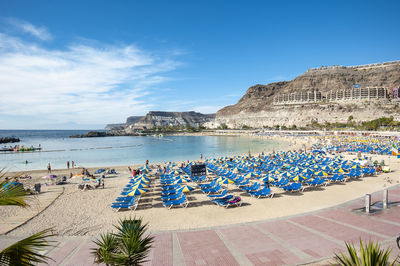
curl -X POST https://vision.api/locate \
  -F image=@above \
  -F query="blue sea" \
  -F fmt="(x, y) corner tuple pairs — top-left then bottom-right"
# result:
(0, 130), (286, 171)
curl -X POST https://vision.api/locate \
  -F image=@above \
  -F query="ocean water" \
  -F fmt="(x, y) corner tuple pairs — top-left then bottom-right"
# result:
(0, 130), (286, 171)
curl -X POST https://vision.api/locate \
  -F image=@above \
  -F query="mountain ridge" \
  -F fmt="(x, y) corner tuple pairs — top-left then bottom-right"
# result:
(211, 61), (400, 128)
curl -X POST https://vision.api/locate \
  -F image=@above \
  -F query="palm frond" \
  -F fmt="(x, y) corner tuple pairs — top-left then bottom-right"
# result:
(0, 180), (29, 207)
(334, 239), (399, 266)
(92, 217), (154, 265)
(0, 169), (29, 207)
(92, 233), (118, 264)
(0, 228), (55, 266)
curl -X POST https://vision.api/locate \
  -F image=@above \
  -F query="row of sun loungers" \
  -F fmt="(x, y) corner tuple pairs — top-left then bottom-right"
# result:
(160, 174), (190, 209)
(111, 195), (140, 211)
(111, 174), (151, 211)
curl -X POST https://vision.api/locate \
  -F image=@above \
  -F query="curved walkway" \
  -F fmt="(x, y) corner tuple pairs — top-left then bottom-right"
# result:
(0, 186), (64, 235)
(2, 185), (400, 266)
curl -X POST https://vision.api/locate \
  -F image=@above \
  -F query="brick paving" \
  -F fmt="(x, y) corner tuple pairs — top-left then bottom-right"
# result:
(144, 233), (173, 266)
(219, 225), (301, 265)
(2, 185), (400, 265)
(257, 220), (344, 259)
(177, 230), (239, 266)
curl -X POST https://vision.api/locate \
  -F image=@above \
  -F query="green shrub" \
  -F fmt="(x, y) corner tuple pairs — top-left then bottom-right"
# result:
(334, 240), (398, 266)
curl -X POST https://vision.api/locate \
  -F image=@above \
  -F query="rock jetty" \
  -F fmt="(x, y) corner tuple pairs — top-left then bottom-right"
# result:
(0, 137), (20, 144)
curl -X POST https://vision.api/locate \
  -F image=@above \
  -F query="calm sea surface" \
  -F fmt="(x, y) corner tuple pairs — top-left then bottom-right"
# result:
(0, 130), (286, 171)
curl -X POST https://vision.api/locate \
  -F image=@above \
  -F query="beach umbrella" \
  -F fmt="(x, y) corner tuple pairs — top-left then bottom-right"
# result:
(292, 166), (302, 172)
(260, 176), (275, 182)
(292, 174), (307, 182)
(334, 168), (346, 173)
(217, 177), (233, 185)
(245, 172), (257, 178)
(181, 185), (196, 193)
(321, 165), (332, 171)
(174, 179), (183, 184)
(271, 170), (281, 175)
(169, 170), (181, 175)
(281, 172), (292, 178)
(314, 171), (328, 177)
(128, 188), (148, 196)
(352, 164), (363, 170)
(42, 175), (57, 179)
(130, 182), (148, 189)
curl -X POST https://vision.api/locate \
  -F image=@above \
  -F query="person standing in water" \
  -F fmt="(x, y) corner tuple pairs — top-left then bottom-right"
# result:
(67, 161), (70, 169)
(47, 163), (51, 173)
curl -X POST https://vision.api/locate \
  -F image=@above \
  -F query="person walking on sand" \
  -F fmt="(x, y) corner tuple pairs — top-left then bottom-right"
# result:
(72, 161), (75, 168)
(146, 159), (149, 166)
(67, 161), (70, 169)
(47, 163), (51, 173)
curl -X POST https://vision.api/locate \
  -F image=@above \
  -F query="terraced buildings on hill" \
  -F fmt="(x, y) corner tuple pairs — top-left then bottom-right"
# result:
(207, 61), (400, 129)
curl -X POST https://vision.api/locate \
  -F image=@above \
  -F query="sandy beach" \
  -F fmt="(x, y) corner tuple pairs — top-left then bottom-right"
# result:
(2, 135), (399, 237)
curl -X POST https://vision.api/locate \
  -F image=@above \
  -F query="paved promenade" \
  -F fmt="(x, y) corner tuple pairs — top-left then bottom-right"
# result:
(2, 186), (400, 265)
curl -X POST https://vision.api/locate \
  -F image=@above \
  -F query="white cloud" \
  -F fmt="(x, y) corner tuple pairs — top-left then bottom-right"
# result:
(0, 32), (180, 128)
(192, 105), (222, 114)
(6, 18), (52, 41)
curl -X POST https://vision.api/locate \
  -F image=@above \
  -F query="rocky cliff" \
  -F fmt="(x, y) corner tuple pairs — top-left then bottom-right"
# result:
(126, 111), (215, 131)
(211, 61), (400, 128)
(106, 111), (215, 132)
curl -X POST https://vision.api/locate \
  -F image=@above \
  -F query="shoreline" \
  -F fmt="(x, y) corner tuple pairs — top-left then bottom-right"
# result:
(5, 133), (299, 173)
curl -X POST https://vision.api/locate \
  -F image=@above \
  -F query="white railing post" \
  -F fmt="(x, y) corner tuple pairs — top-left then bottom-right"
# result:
(383, 189), (388, 209)
(365, 194), (371, 213)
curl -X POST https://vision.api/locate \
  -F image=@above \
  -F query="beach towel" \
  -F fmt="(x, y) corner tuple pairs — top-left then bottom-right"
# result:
(227, 197), (241, 204)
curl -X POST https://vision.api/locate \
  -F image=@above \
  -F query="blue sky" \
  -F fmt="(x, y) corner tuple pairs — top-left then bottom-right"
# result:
(0, 0), (399, 129)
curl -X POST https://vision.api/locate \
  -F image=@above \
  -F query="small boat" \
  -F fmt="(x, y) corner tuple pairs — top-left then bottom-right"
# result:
(0, 146), (42, 152)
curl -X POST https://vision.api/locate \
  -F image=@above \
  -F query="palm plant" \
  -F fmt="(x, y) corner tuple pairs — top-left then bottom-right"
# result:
(0, 228), (55, 266)
(334, 239), (399, 266)
(0, 173), (29, 207)
(92, 218), (154, 266)
(0, 170), (55, 265)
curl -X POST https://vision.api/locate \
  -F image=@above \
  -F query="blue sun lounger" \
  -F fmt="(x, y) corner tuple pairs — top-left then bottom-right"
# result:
(282, 183), (304, 192)
(161, 186), (184, 195)
(111, 196), (140, 212)
(241, 182), (260, 193)
(212, 195), (242, 208)
(161, 191), (183, 201)
(202, 183), (222, 194)
(162, 195), (189, 209)
(207, 189), (228, 199)
(199, 179), (217, 189)
(249, 187), (274, 198)
(235, 178), (249, 186)
(115, 195), (136, 202)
